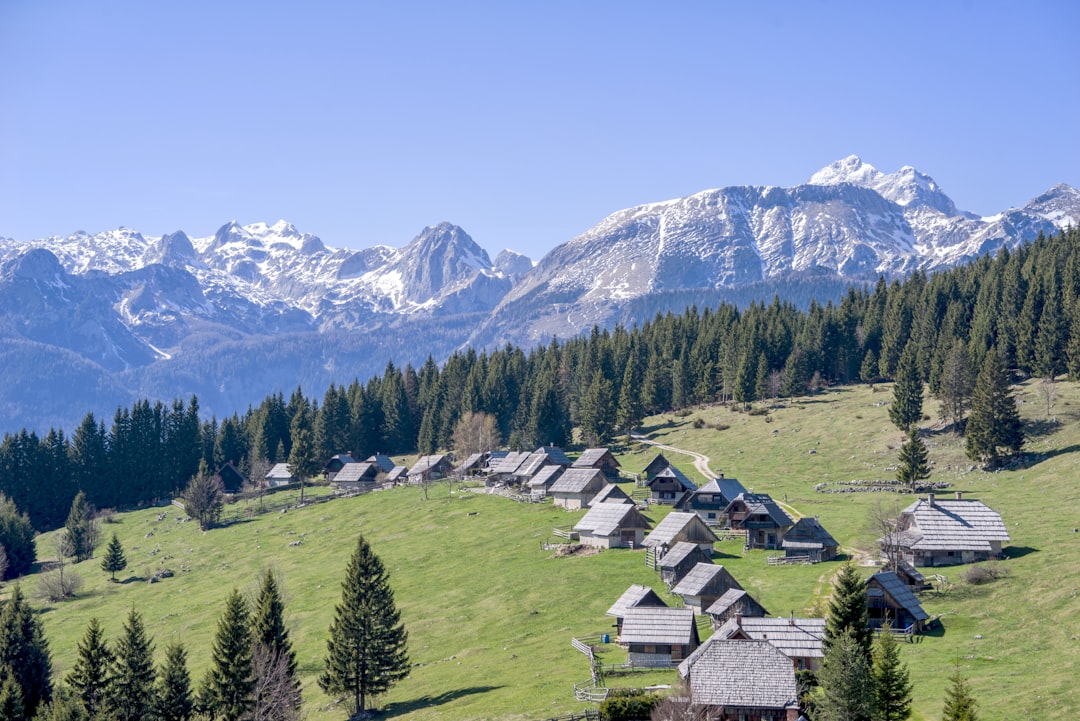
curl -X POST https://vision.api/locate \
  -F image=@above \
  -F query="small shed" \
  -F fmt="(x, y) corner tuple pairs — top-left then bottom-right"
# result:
(642, 452), (674, 482)
(671, 562), (744, 614)
(216, 462), (247, 494)
(322, 453), (357, 480)
(589, 483), (634, 507)
(571, 448), (621, 481)
(865, 571), (929, 633)
(453, 453), (488, 478)
(714, 614), (826, 672)
(678, 639), (800, 720)
(643, 512), (719, 555)
(332, 462), (380, 493)
(574, 502), (652, 549)
(366, 454), (396, 473)
(646, 466), (697, 506)
(677, 475), (748, 526)
(705, 589), (769, 627)
(658, 542), (714, 588)
(725, 493), (793, 550)
(548, 468), (607, 510)
(527, 465), (564, 499)
(265, 463), (297, 489)
(407, 454), (452, 484)
(620, 607), (700, 667)
(606, 585), (668, 636)
(782, 517), (839, 562)
(385, 466), (408, 484)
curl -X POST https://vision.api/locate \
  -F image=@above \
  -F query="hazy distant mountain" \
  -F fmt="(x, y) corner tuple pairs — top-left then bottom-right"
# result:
(1, 156), (1076, 432)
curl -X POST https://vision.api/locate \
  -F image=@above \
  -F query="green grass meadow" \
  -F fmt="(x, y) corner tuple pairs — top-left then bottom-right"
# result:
(7, 379), (1080, 720)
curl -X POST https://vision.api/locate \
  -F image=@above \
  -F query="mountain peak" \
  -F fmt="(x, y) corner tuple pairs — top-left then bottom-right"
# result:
(808, 155), (883, 187)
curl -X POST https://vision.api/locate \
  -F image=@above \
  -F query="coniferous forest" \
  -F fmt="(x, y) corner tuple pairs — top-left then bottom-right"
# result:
(1, 227), (1078, 536)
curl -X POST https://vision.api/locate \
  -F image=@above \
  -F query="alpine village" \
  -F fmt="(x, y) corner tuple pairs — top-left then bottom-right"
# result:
(5, 218), (1080, 721)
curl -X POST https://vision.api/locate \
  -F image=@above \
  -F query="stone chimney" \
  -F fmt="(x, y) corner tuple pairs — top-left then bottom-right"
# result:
(734, 611), (742, 627)
(956, 491), (963, 500)
(928, 493), (935, 507)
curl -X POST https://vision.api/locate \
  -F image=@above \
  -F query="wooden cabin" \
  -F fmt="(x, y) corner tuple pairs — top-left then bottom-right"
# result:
(714, 614), (825, 672)
(781, 517), (839, 562)
(725, 493), (793, 550)
(265, 463), (297, 489)
(671, 562), (743, 614)
(589, 483), (633, 506)
(646, 466), (697, 506)
(658, 542), (714, 588)
(571, 448), (621, 482)
(882, 493), (1009, 567)
(407, 454), (452, 484)
(322, 453), (356, 480)
(642, 452), (674, 482)
(548, 468), (607, 510)
(677, 475), (748, 526)
(620, 607), (700, 667)
(574, 502), (651, 548)
(705, 589), (769, 628)
(606, 585), (668, 636)
(216, 462), (247, 494)
(679, 639), (800, 721)
(527, 465), (564, 499)
(331, 462), (380, 493)
(643, 512), (719, 555)
(365, 454), (396, 473)
(865, 571), (929, 633)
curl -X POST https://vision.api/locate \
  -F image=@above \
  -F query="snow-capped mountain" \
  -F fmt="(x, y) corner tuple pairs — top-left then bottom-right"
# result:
(0, 156), (1076, 432)
(469, 156), (1080, 346)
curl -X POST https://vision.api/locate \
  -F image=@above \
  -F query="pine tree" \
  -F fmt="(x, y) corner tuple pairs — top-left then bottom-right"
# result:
(895, 428), (931, 494)
(287, 415), (319, 506)
(319, 535), (410, 715)
(101, 533), (127, 582)
(888, 343), (924, 432)
(110, 608), (156, 721)
(0, 493), (36, 580)
(252, 570), (300, 719)
(872, 625), (912, 721)
(182, 460), (224, 531)
(63, 491), (97, 563)
(824, 562), (872, 657)
(156, 643), (194, 721)
(0, 677), (24, 721)
(203, 589), (254, 721)
(965, 349), (1023, 467)
(860, 349), (879, 384)
(941, 666), (979, 721)
(0, 585), (53, 718)
(936, 340), (974, 433)
(65, 618), (114, 717)
(817, 626), (873, 721)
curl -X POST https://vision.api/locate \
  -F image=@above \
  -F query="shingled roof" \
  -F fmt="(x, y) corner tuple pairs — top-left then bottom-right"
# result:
(727, 493), (794, 527)
(782, 517), (838, 551)
(332, 462), (378, 484)
(694, 476), (748, 503)
(678, 639), (799, 710)
(606, 584), (668, 618)
(658, 542), (712, 571)
(549, 468), (606, 494)
(648, 466), (697, 492)
(589, 483), (633, 506)
(490, 451), (530, 475)
(572, 448), (619, 469)
(671, 563), (742, 597)
(715, 615), (825, 660)
(574, 502), (650, 537)
(643, 512), (719, 548)
(527, 464), (564, 489)
(620, 607), (697, 646)
(705, 589), (768, 619)
(866, 571), (930, 622)
(896, 496), (1009, 552)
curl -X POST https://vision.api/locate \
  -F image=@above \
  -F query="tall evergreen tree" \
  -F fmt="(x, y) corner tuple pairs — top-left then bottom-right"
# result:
(817, 627), (873, 721)
(0, 585), (52, 718)
(156, 643), (193, 721)
(110, 608), (156, 721)
(824, 562), (871, 657)
(63, 491), (97, 563)
(965, 349), (1023, 467)
(319, 535), (410, 715)
(895, 428), (931, 494)
(182, 460), (224, 532)
(101, 533), (127, 582)
(0, 677), (24, 721)
(888, 343), (924, 432)
(872, 625), (912, 721)
(65, 618), (114, 718)
(0, 493), (35, 580)
(936, 340), (975, 432)
(941, 666), (979, 721)
(251, 570), (300, 718)
(287, 414), (319, 505)
(204, 589), (254, 721)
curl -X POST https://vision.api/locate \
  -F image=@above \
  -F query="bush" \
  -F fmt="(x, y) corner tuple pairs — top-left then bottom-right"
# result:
(748, 407), (769, 416)
(961, 563), (1009, 585)
(599, 689), (659, 721)
(712, 423), (730, 431)
(35, 569), (83, 602)
(692, 417), (705, 429)
(97, 508), (118, 524)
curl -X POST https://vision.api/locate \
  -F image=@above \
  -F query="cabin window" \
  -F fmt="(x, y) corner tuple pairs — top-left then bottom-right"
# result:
(707, 512), (716, 520)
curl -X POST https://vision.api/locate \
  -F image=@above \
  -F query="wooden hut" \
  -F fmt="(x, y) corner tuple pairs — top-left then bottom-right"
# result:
(705, 589), (769, 628)
(620, 607), (700, 667)
(571, 448), (621, 481)
(678, 639), (800, 720)
(677, 475), (748, 526)
(573, 502), (651, 548)
(658, 542), (714, 588)
(646, 466), (697, 506)
(882, 493), (1009, 567)
(548, 468), (607, 510)
(671, 562), (743, 614)
(865, 571), (929, 633)
(725, 493), (793, 550)
(714, 614), (825, 672)
(606, 585), (668, 636)
(643, 512), (719, 555)
(331, 462), (380, 493)
(781, 517), (839, 562)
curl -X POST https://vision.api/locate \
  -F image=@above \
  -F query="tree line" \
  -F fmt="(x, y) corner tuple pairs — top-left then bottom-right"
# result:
(2, 227), (1078, 534)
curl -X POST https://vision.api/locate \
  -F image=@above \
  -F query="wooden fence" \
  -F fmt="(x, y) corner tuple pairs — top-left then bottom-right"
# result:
(767, 554), (811, 565)
(538, 711), (601, 721)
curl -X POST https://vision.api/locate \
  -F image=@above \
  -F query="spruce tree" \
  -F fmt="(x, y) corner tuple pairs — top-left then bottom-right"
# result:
(183, 461), (224, 532)
(110, 608), (156, 721)
(824, 562), (871, 657)
(319, 535), (410, 715)
(0, 585), (52, 718)
(941, 666), (979, 721)
(888, 343), (924, 432)
(252, 570), (300, 718)
(895, 428), (931, 494)
(101, 533), (127, 582)
(817, 627), (873, 721)
(0, 493), (36, 579)
(860, 349), (879, 384)
(965, 349), (1023, 467)
(935, 340), (974, 433)
(203, 589), (255, 721)
(0, 677), (24, 721)
(156, 643), (194, 721)
(872, 625), (912, 721)
(65, 617), (114, 717)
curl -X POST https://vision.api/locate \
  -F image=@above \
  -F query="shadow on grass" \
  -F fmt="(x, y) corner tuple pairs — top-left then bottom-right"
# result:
(380, 685), (503, 717)
(1010, 444), (1080, 470)
(1001, 545), (1039, 560)
(1023, 418), (1065, 439)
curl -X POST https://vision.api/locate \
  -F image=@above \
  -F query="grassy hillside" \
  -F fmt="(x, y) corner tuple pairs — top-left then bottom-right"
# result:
(7, 380), (1080, 720)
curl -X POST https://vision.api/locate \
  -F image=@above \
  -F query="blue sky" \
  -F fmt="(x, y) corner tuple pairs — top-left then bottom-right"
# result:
(2, 1), (1077, 260)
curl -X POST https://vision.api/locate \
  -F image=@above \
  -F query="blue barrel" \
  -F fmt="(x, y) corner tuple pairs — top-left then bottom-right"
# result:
(601, 633), (610, 644)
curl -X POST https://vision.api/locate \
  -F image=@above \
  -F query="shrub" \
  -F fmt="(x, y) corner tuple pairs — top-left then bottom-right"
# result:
(35, 569), (83, 602)
(692, 417), (705, 429)
(599, 689), (659, 720)
(712, 423), (730, 431)
(961, 563), (1009, 585)
(748, 407), (769, 416)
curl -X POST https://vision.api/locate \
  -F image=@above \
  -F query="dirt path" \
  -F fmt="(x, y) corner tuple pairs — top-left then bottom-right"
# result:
(631, 432), (803, 520)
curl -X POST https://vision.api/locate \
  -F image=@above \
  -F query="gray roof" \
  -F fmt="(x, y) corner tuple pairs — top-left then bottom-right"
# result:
(514, 452), (552, 478)
(620, 607), (697, 646)
(657, 542), (711, 571)
(671, 562), (743, 597)
(897, 497), (1009, 552)
(574, 502), (650, 537)
(266, 463), (294, 480)
(589, 483), (633, 506)
(365, 454), (395, 472)
(606, 585), (668, 618)
(716, 616), (825, 659)
(527, 464), (564, 489)
(453, 453), (486, 474)
(782, 517), (839, 550)
(332, 462), (378, 484)
(866, 571), (929, 622)
(691, 476), (748, 503)
(704, 588), (767, 618)
(643, 453), (672, 477)
(643, 512), (719, 548)
(490, 451), (529, 474)
(727, 493), (794, 527)
(572, 448), (619, 469)
(536, 446), (572, 466)
(648, 466), (697, 492)
(679, 639), (798, 709)
(409, 454), (448, 475)
(548, 467), (606, 494)
(385, 466), (408, 482)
